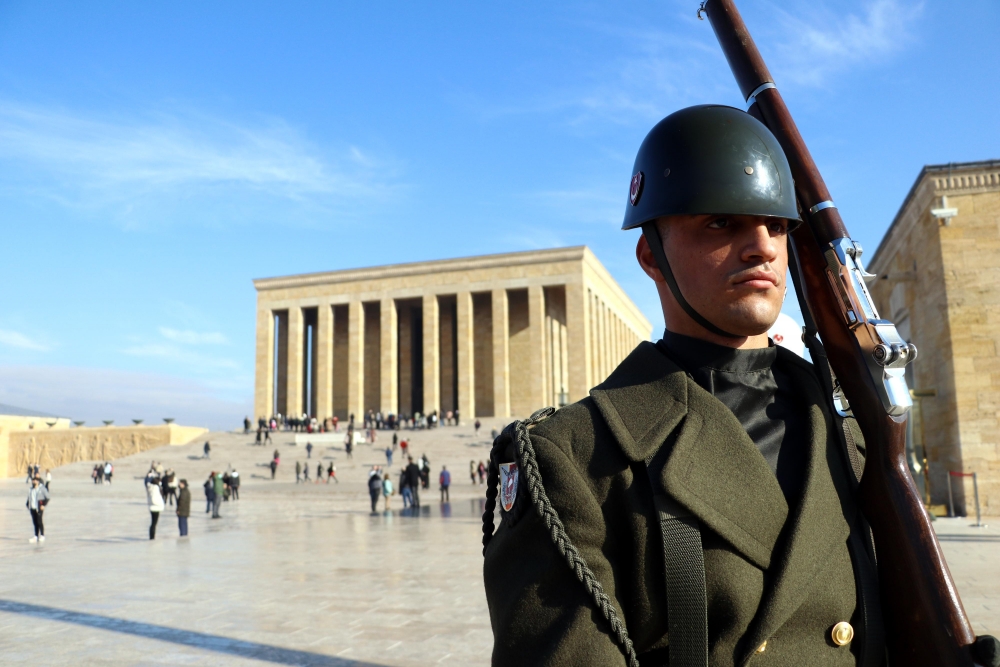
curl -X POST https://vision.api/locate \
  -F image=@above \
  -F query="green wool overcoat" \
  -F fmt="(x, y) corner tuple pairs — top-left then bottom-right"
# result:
(484, 341), (881, 667)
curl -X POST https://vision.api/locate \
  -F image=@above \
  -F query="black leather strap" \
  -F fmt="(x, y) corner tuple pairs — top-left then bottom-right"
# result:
(642, 222), (740, 339)
(645, 460), (709, 667)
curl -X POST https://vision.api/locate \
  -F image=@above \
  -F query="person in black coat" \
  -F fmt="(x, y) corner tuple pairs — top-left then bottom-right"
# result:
(404, 457), (422, 508)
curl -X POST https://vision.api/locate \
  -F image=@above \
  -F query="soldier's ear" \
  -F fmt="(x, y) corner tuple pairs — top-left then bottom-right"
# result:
(636, 234), (664, 283)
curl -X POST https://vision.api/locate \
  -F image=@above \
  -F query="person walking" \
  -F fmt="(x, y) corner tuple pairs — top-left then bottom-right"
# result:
(382, 473), (393, 511)
(26, 476), (49, 543)
(295, 460), (302, 483)
(229, 469), (240, 500)
(306, 442), (313, 459)
(203, 441), (211, 459)
(399, 468), (412, 509)
(146, 475), (164, 539)
(392, 433), (398, 453)
(327, 462), (337, 484)
(477, 460), (486, 485)
(203, 473), (215, 513)
(212, 472), (224, 518)
(316, 462), (323, 484)
(470, 460), (476, 485)
(474, 419), (481, 436)
(303, 462), (310, 482)
(166, 470), (178, 506)
(345, 433), (353, 459)
(176, 479), (191, 537)
(44, 469), (51, 491)
(439, 466), (451, 502)
(368, 469), (383, 513)
(104, 461), (113, 484)
(404, 457), (421, 508)
(385, 446), (393, 468)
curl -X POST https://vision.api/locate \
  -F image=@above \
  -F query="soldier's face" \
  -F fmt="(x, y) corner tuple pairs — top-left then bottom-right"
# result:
(637, 214), (790, 344)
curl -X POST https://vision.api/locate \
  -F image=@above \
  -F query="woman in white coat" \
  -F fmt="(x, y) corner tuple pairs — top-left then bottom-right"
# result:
(146, 475), (165, 539)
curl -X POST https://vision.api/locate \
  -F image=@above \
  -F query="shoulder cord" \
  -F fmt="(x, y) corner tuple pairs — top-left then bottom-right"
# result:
(482, 407), (640, 667)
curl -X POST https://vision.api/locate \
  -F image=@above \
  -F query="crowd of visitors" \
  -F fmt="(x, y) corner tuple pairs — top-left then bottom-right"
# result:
(90, 461), (114, 484)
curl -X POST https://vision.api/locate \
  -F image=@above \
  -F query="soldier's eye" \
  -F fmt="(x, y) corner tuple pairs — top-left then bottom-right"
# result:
(707, 217), (730, 229)
(769, 220), (788, 234)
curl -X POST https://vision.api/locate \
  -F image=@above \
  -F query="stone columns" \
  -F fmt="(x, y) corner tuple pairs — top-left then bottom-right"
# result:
(456, 291), (475, 422)
(347, 301), (365, 421)
(315, 305), (333, 419)
(286, 307), (304, 417)
(380, 298), (398, 416)
(566, 281), (589, 403)
(422, 294), (440, 417)
(528, 285), (547, 410)
(492, 289), (510, 418)
(254, 308), (274, 420)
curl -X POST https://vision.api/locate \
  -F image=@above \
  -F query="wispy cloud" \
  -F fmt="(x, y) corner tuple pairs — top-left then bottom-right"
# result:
(0, 329), (49, 352)
(0, 101), (404, 222)
(158, 327), (227, 345)
(768, 0), (923, 86)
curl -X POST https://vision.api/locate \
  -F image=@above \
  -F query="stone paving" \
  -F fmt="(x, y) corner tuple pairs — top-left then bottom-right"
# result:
(0, 421), (997, 665)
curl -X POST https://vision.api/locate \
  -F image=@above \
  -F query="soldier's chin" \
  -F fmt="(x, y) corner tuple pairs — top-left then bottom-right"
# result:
(718, 301), (781, 337)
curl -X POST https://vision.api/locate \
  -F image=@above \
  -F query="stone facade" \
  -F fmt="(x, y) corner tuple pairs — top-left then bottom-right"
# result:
(869, 160), (1000, 515)
(253, 247), (652, 422)
(3, 424), (207, 478)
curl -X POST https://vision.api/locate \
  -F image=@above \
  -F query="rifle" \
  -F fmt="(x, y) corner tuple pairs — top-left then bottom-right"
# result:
(699, 1), (998, 665)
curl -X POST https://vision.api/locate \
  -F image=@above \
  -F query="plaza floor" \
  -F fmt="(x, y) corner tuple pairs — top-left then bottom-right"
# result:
(0, 422), (997, 665)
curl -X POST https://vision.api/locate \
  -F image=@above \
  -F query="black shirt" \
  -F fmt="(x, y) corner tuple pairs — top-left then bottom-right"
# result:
(657, 331), (809, 502)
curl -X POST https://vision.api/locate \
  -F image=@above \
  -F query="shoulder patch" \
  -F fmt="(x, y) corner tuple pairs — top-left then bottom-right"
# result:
(499, 462), (519, 512)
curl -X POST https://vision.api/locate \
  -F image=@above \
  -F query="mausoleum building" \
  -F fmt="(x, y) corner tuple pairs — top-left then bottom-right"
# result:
(253, 246), (652, 422)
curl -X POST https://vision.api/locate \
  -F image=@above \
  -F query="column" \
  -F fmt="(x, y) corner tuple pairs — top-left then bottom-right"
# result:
(492, 289), (510, 418)
(380, 298), (398, 416)
(422, 293), (440, 417)
(254, 308), (274, 420)
(456, 291), (475, 422)
(347, 300), (365, 422)
(566, 281), (589, 403)
(528, 285), (547, 410)
(315, 305), (333, 419)
(286, 307), (304, 417)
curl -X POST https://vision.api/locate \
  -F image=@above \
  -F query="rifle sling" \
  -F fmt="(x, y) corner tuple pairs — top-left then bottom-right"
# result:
(644, 459), (709, 667)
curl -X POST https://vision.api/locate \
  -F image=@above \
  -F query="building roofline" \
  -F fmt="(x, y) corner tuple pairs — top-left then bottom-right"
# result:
(253, 246), (589, 291)
(871, 159), (1000, 266)
(0, 403), (62, 419)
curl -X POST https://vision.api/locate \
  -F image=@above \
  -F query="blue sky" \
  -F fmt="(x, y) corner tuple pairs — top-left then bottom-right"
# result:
(1, 1), (997, 429)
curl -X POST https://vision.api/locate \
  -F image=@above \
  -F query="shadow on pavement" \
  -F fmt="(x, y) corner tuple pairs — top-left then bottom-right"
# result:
(0, 599), (388, 667)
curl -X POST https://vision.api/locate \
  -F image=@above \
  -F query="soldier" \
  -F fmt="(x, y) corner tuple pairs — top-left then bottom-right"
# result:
(483, 105), (884, 666)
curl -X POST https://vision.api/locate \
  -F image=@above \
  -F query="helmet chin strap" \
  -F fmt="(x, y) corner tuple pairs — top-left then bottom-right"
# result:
(641, 222), (741, 340)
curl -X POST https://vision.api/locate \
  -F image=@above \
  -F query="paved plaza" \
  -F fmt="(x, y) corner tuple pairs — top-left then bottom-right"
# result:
(0, 422), (998, 665)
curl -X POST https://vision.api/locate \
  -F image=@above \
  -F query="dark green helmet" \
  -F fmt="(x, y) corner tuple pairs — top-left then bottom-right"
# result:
(622, 104), (800, 230)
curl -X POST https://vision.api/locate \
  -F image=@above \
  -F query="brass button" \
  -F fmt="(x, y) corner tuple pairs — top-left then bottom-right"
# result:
(745, 166), (755, 175)
(755, 640), (767, 653)
(831, 621), (854, 646)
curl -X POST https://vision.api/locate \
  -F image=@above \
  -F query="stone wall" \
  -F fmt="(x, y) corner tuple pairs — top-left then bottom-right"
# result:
(4, 424), (207, 478)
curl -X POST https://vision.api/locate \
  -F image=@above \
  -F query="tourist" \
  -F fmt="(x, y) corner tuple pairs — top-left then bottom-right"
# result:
(44, 469), (51, 491)
(306, 442), (313, 459)
(222, 471), (231, 500)
(327, 462), (337, 484)
(295, 460), (302, 483)
(420, 454), (431, 489)
(176, 479), (191, 537)
(203, 441), (211, 459)
(146, 475), (164, 539)
(303, 462), (310, 482)
(385, 446), (393, 468)
(204, 473), (215, 513)
(243, 416), (251, 434)
(92, 464), (100, 484)
(264, 428), (272, 444)
(332, 415), (339, 431)
(25, 463), (33, 484)
(399, 468), (412, 509)
(26, 476), (49, 543)
(474, 419), (481, 435)
(477, 460), (486, 485)
(345, 433), (353, 459)
(404, 457), (421, 508)
(439, 465), (451, 502)
(399, 438), (408, 458)
(382, 473), (393, 511)
(229, 468), (240, 500)
(470, 460), (476, 485)
(104, 461), (113, 484)
(212, 472), (224, 518)
(255, 428), (262, 445)
(270, 456), (278, 479)
(368, 469), (382, 513)
(392, 433), (398, 452)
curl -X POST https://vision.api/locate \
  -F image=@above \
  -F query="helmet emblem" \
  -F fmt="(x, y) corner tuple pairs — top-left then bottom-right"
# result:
(629, 171), (644, 206)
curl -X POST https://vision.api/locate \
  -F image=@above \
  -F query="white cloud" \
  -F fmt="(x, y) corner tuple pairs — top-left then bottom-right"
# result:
(0, 101), (404, 220)
(158, 327), (227, 345)
(0, 365), (250, 431)
(768, 0), (923, 86)
(0, 329), (48, 352)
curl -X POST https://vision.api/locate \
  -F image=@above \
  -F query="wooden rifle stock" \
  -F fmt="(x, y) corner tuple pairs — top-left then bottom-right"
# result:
(701, 1), (982, 665)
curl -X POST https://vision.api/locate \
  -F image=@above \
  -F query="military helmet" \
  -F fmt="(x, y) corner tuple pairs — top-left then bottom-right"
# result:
(622, 104), (800, 230)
